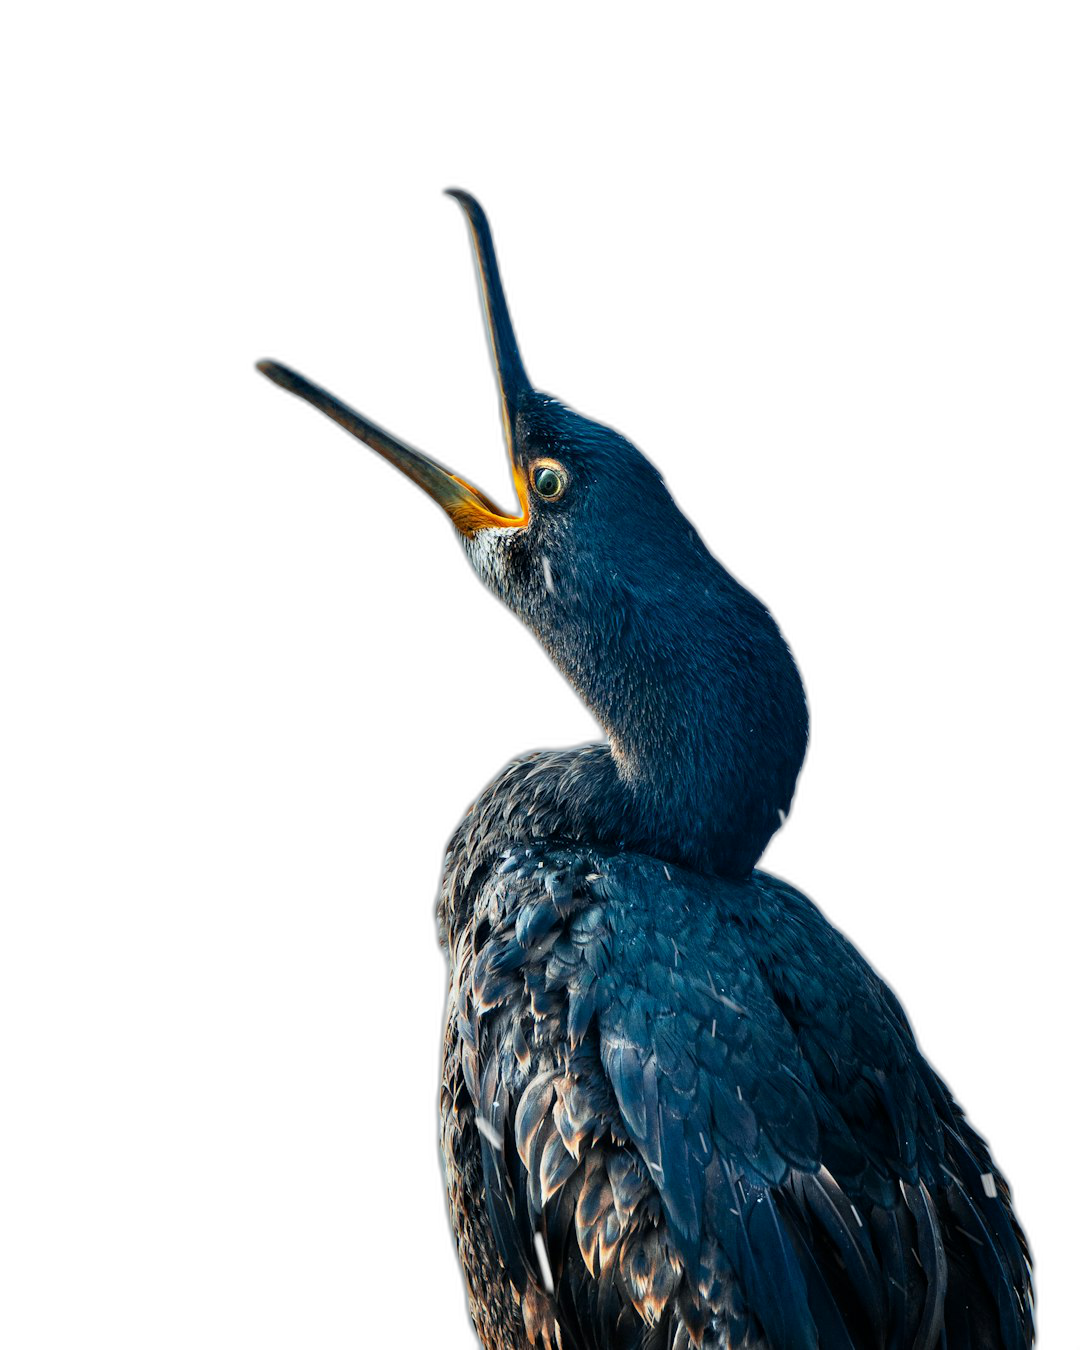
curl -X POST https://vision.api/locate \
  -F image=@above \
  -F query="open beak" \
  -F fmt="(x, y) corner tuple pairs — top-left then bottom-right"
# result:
(257, 191), (531, 538)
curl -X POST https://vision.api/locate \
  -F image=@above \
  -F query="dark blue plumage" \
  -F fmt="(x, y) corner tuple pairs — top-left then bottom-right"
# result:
(461, 394), (808, 880)
(258, 192), (1033, 1349)
(439, 750), (1031, 1349)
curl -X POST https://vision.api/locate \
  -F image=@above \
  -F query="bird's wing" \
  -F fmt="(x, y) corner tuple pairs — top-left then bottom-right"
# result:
(453, 845), (1033, 1350)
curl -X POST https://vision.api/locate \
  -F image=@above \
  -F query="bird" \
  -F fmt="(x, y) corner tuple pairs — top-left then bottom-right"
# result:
(256, 191), (1034, 1350)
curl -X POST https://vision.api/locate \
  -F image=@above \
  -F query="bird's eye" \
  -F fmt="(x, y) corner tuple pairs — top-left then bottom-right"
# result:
(532, 461), (567, 501)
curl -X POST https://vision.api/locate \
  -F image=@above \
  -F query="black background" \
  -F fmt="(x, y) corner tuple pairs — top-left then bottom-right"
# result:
(199, 150), (1047, 1339)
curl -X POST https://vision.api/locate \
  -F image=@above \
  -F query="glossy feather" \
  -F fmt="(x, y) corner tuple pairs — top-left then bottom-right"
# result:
(438, 752), (1033, 1349)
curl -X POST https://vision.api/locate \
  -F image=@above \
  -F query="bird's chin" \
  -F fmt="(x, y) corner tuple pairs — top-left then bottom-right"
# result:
(462, 525), (522, 599)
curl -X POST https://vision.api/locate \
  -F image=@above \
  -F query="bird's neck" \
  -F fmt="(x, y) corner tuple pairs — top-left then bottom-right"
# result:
(543, 582), (807, 878)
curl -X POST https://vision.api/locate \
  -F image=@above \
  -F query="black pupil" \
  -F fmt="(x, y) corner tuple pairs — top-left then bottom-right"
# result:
(535, 467), (562, 497)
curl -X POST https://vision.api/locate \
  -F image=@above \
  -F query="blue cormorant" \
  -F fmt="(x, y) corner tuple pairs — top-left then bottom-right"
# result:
(257, 192), (1033, 1350)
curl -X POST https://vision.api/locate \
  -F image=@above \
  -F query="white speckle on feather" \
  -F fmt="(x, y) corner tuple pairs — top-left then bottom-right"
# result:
(534, 1231), (555, 1292)
(541, 555), (555, 593)
(663, 865), (671, 881)
(981, 1172), (997, 1198)
(700, 1131), (709, 1153)
(736, 1085), (743, 1102)
(586, 872), (602, 882)
(717, 993), (747, 1016)
(851, 1204), (863, 1227)
(711, 1019), (716, 1037)
(476, 1116), (503, 1151)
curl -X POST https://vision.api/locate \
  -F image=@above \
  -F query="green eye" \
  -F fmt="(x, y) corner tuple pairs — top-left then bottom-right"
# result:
(532, 462), (567, 501)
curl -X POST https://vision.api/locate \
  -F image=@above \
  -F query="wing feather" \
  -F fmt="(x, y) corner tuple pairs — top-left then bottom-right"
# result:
(446, 844), (1033, 1349)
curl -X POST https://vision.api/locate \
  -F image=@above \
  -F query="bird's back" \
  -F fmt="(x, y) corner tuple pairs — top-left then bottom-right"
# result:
(438, 750), (1033, 1350)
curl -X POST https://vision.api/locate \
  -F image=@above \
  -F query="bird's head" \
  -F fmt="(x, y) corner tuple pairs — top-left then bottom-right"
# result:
(259, 191), (808, 876)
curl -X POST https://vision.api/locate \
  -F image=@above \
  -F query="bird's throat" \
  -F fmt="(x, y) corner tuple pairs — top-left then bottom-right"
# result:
(537, 589), (808, 879)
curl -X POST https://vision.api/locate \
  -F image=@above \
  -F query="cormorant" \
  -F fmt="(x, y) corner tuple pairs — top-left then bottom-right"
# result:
(257, 192), (1033, 1350)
